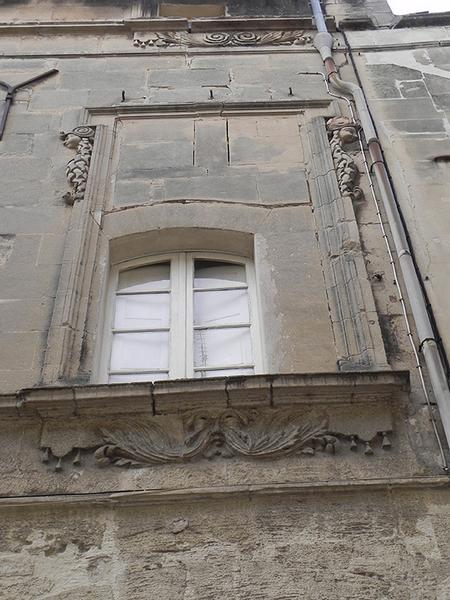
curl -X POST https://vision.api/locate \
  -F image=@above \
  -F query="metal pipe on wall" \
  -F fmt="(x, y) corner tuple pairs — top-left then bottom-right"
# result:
(310, 0), (450, 458)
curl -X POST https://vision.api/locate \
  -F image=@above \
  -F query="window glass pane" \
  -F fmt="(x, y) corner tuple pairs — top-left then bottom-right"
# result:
(194, 260), (246, 289)
(109, 372), (169, 383)
(110, 331), (169, 370)
(194, 288), (249, 326)
(194, 326), (252, 368)
(118, 262), (170, 293)
(194, 367), (254, 379)
(114, 293), (170, 330)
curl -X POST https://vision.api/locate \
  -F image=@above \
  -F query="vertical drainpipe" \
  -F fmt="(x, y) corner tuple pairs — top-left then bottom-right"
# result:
(309, 0), (450, 453)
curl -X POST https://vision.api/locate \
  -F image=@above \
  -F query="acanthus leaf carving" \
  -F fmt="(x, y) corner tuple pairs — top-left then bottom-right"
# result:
(133, 30), (312, 49)
(92, 409), (392, 469)
(327, 116), (364, 203)
(60, 125), (96, 205)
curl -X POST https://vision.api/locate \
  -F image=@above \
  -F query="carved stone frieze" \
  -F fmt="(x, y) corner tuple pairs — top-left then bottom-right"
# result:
(133, 30), (312, 49)
(60, 125), (96, 205)
(327, 116), (363, 203)
(93, 409), (392, 469)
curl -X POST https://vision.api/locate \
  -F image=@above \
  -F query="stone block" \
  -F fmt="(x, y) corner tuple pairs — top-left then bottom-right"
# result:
(388, 118), (446, 134)
(0, 157), (51, 183)
(0, 205), (68, 235)
(113, 180), (166, 206)
(367, 63), (423, 82)
(29, 89), (90, 111)
(37, 233), (66, 265)
(60, 68), (145, 91)
(163, 171), (259, 203)
(117, 141), (194, 177)
(0, 368), (40, 392)
(0, 133), (34, 155)
(88, 89), (139, 106)
(0, 58), (55, 71)
(148, 67), (230, 88)
(0, 178), (62, 207)
(148, 85), (231, 104)
(227, 85), (272, 103)
(0, 297), (53, 332)
(229, 134), (302, 166)
(121, 118), (193, 144)
(0, 264), (59, 299)
(106, 56), (186, 72)
(255, 116), (301, 140)
(0, 331), (41, 370)
(194, 118), (228, 171)
(5, 112), (52, 135)
(257, 169), (309, 204)
(4, 234), (41, 265)
(371, 98), (441, 121)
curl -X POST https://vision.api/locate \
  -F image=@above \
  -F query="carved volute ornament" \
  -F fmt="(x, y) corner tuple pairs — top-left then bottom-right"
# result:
(133, 30), (312, 49)
(60, 125), (96, 205)
(326, 116), (363, 203)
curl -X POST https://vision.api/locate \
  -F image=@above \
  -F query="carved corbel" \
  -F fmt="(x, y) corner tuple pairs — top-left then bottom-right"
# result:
(60, 125), (96, 205)
(327, 116), (364, 203)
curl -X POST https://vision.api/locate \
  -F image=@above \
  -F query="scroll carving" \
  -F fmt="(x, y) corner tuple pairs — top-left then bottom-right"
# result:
(327, 117), (363, 203)
(133, 31), (312, 49)
(93, 409), (392, 468)
(60, 126), (95, 205)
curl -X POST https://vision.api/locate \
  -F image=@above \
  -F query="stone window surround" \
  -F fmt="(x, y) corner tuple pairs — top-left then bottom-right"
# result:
(42, 99), (387, 386)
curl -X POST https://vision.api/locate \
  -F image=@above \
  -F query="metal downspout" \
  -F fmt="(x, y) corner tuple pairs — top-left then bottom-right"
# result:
(310, 0), (450, 456)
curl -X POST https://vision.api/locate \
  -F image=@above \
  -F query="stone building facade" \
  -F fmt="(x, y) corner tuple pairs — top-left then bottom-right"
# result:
(0, 0), (450, 597)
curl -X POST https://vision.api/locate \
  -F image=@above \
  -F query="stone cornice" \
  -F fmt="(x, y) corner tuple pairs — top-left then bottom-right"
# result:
(0, 476), (446, 509)
(0, 16), (336, 35)
(86, 99), (331, 119)
(0, 371), (410, 419)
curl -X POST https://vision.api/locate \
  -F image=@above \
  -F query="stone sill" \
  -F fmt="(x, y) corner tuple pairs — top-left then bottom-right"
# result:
(0, 16), (336, 34)
(0, 371), (409, 419)
(0, 475), (446, 508)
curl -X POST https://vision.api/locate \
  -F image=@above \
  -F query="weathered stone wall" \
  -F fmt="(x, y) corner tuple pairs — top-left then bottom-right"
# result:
(1, 488), (450, 599)
(344, 26), (450, 362)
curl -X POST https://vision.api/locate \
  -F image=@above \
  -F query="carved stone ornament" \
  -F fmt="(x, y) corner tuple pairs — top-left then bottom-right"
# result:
(326, 116), (363, 203)
(60, 125), (96, 205)
(133, 30), (312, 49)
(92, 409), (392, 468)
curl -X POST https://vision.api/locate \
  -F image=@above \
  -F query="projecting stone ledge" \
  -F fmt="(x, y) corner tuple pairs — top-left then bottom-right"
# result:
(3, 370), (409, 419)
(0, 370), (427, 491)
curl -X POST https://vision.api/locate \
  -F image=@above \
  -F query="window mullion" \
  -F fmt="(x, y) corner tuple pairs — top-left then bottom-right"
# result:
(169, 254), (185, 379)
(185, 253), (194, 378)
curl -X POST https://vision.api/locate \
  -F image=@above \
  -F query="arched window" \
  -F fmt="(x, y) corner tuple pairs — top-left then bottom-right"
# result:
(99, 253), (263, 383)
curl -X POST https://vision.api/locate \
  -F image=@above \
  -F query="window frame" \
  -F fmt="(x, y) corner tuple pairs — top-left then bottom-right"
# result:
(98, 251), (263, 383)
